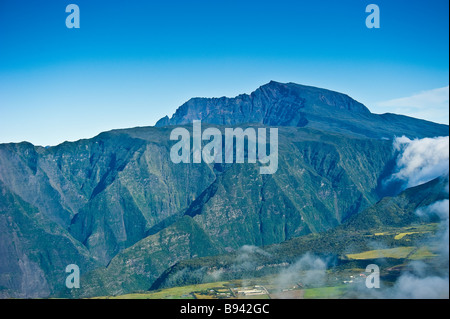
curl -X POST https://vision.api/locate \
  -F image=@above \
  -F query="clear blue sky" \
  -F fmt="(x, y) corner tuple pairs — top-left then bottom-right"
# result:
(0, 0), (448, 146)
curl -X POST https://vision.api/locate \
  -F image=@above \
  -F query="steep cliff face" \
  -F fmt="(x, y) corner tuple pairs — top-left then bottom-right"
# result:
(0, 179), (98, 298)
(62, 127), (395, 298)
(0, 130), (217, 266)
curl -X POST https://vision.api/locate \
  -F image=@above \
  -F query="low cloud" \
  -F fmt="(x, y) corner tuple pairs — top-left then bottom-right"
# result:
(390, 271), (448, 299)
(273, 253), (329, 291)
(389, 199), (449, 299)
(388, 136), (449, 190)
(416, 199), (449, 259)
(231, 245), (271, 274)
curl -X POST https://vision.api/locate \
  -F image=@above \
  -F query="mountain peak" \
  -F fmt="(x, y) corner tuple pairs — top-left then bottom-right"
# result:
(155, 81), (448, 139)
(156, 81), (369, 125)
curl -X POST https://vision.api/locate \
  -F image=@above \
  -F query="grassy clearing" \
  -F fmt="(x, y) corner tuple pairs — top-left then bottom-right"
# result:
(370, 224), (437, 240)
(394, 232), (419, 240)
(303, 286), (347, 299)
(95, 281), (235, 299)
(408, 246), (436, 260)
(346, 247), (415, 260)
(193, 293), (216, 299)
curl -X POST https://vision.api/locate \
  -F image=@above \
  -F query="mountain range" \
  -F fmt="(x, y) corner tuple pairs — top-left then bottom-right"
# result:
(0, 81), (448, 298)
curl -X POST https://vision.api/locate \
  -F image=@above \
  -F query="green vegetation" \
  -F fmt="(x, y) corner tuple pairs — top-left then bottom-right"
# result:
(408, 246), (436, 260)
(303, 286), (347, 299)
(394, 232), (418, 240)
(346, 247), (416, 260)
(93, 281), (235, 299)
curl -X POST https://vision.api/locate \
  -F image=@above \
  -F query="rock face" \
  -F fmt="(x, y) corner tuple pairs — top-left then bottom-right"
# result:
(61, 127), (395, 298)
(0, 179), (98, 298)
(0, 82), (448, 298)
(156, 81), (448, 139)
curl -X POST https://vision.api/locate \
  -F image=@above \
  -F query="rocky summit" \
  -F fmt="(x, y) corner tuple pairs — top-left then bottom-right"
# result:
(156, 81), (448, 139)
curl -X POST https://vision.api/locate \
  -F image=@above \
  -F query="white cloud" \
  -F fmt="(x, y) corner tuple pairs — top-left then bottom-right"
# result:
(376, 86), (449, 124)
(274, 253), (329, 291)
(391, 273), (449, 299)
(390, 136), (449, 189)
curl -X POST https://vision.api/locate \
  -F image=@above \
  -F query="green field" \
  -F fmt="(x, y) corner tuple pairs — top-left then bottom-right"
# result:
(346, 247), (416, 260)
(303, 286), (347, 299)
(369, 224), (437, 240)
(93, 281), (236, 299)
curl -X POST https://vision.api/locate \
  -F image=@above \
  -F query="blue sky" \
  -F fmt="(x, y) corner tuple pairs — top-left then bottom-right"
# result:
(0, 0), (448, 146)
